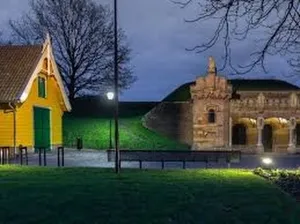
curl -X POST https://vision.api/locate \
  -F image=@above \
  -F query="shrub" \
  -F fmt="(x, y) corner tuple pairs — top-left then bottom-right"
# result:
(253, 168), (300, 197)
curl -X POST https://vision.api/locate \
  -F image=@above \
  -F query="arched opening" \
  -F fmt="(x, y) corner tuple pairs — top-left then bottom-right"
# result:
(208, 109), (215, 123)
(296, 124), (300, 146)
(232, 124), (247, 145)
(263, 124), (273, 152)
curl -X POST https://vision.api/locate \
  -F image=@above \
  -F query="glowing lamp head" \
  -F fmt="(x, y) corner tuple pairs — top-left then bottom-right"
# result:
(106, 92), (114, 100)
(262, 157), (272, 165)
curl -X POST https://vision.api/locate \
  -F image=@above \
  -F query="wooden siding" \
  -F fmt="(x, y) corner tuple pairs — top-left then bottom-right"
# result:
(0, 108), (14, 146)
(15, 73), (64, 148)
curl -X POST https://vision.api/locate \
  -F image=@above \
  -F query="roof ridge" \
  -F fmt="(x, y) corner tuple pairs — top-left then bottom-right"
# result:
(163, 78), (300, 102)
(0, 44), (43, 48)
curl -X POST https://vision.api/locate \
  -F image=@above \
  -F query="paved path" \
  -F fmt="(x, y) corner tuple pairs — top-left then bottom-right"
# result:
(7, 149), (300, 169)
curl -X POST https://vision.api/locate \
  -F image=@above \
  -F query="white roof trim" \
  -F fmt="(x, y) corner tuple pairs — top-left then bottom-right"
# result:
(19, 38), (72, 111)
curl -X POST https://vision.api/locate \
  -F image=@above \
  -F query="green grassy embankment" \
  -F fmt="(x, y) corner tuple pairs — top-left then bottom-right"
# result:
(63, 98), (189, 150)
(63, 115), (189, 150)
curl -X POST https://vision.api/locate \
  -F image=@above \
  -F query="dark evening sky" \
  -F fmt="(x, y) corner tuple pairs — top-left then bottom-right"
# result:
(0, 0), (297, 101)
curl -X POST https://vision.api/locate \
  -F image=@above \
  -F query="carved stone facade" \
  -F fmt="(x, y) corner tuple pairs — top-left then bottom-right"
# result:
(191, 57), (232, 149)
(191, 57), (300, 153)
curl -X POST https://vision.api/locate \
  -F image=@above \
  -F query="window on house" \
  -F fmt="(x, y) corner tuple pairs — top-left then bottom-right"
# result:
(208, 109), (215, 123)
(43, 58), (48, 70)
(38, 77), (46, 98)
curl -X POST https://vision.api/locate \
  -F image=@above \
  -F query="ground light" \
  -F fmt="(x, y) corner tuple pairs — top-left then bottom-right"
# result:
(261, 157), (274, 169)
(262, 157), (272, 165)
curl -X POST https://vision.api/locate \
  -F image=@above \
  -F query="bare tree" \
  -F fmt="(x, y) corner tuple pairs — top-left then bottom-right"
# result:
(0, 31), (6, 44)
(0, 30), (13, 45)
(9, 0), (136, 103)
(0, 31), (10, 45)
(172, 0), (300, 74)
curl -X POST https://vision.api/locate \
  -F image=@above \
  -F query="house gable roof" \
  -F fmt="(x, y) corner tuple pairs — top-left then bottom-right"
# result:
(0, 39), (71, 111)
(0, 45), (42, 103)
(163, 79), (300, 102)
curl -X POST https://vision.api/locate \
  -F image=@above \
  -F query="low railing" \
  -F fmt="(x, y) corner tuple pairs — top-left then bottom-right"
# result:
(107, 150), (241, 169)
(0, 146), (65, 167)
(36, 147), (65, 166)
(0, 146), (14, 164)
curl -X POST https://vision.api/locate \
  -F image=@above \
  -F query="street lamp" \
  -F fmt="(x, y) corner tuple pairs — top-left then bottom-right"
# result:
(106, 92), (114, 101)
(113, 0), (120, 173)
(106, 92), (114, 149)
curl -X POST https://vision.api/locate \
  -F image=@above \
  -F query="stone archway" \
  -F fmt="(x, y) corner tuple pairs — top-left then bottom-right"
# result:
(296, 124), (300, 146)
(263, 124), (273, 152)
(232, 124), (247, 145)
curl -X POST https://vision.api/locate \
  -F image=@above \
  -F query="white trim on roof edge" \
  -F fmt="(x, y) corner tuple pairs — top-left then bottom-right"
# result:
(19, 37), (72, 111)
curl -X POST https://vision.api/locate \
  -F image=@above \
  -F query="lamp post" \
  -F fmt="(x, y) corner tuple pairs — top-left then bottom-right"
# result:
(113, 0), (120, 173)
(106, 92), (114, 149)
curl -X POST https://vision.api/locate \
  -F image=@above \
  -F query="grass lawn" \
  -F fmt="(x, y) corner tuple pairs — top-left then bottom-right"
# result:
(0, 167), (299, 224)
(63, 115), (189, 150)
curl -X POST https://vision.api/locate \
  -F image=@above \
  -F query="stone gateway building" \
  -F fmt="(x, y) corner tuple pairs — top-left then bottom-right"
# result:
(144, 57), (300, 154)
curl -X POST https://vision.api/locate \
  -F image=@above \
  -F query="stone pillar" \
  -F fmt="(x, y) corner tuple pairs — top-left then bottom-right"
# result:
(287, 117), (296, 154)
(256, 117), (264, 153)
(294, 129), (297, 146)
(228, 117), (232, 147)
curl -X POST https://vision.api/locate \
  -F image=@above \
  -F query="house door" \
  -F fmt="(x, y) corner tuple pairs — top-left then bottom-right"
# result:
(34, 107), (51, 151)
(232, 124), (247, 145)
(263, 124), (273, 152)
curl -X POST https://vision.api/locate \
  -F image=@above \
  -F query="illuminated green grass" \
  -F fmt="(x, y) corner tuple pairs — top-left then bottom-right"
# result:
(63, 116), (189, 150)
(0, 167), (299, 224)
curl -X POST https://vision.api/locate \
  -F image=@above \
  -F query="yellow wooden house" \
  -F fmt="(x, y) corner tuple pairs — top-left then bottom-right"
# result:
(0, 38), (71, 152)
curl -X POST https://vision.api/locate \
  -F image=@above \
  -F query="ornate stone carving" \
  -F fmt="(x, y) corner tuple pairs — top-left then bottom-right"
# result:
(290, 93), (298, 108)
(257, 117), (264, 129)
(257, 93), (265, 107)
(289, 117), (297, 129)
(230, 91), (300, 116)
(205, 105), (220, 112)
(208, 56), (217, 74)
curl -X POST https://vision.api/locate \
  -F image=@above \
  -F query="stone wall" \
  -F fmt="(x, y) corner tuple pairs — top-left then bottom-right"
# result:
(143, 102), (193, 146)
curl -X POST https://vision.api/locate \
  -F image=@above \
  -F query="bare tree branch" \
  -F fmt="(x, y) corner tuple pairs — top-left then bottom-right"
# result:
(173, 0), (300, 75)
(0, 30), (13, 45)
(9, 0), (136, 103)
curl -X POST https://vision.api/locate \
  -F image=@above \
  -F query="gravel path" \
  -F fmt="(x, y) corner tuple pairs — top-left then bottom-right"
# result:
(6, 149), (300, 169)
